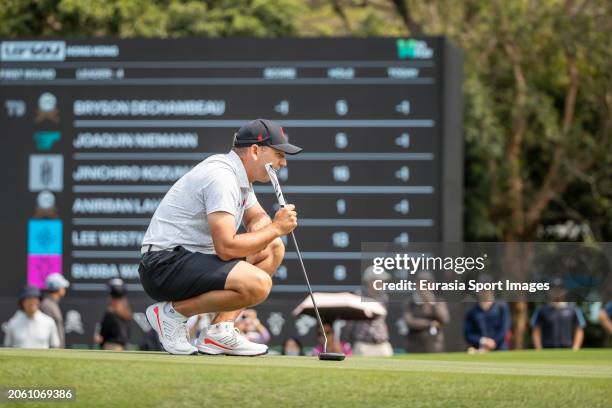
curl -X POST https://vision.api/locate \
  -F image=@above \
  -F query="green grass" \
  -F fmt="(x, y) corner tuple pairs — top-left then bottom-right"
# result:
(1, 348), (610, 407)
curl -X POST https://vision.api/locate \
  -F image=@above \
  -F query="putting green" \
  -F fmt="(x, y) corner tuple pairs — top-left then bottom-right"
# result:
(1, 348), (610, 407)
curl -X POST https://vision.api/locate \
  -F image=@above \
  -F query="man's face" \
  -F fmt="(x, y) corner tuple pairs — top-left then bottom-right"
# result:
(22, 297), (40, 317)
(253, 145), (287, 182)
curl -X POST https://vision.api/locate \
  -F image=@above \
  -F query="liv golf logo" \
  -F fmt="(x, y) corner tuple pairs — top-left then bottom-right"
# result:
(396, 39), (433, 59)
(0, 41), (66, 61)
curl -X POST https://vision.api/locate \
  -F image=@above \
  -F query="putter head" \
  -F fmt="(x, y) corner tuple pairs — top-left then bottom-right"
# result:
(318, 352), (345, 361)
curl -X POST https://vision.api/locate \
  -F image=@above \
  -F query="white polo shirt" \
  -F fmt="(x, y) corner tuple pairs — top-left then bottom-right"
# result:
(4, 310), (60, 349)
(142, 151), (258, 254)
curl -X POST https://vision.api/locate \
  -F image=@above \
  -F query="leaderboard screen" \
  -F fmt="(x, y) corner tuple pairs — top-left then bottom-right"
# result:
(0, 38), (462, 346)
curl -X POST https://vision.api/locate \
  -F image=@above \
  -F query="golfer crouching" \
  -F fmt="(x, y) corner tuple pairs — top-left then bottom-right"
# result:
(139, 119), (302, 355)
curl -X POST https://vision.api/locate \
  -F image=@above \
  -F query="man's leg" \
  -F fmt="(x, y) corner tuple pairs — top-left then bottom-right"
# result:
(210, 238), (284, 323)
(172, 261), (273, 317)
(144, 258), (272, 356)
(176, 261), (273, 356)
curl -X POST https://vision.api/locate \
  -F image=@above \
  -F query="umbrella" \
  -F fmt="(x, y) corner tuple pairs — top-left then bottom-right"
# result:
(292, 292), (387, 322)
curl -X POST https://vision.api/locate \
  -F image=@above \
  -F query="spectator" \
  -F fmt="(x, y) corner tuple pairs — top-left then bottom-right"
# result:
(530, 281), (585, 350)
(95, 278), (132, 351)
(40, 273), (70, 348)
(4, 286), (59, 349)
(531, 302), (585, 350)
(312, 323), (352, 357)
(464, 289), (511, 352)
(342, 267), (393, 357)
(281, 337), (304, 356)
(599, 301), (612, 336)
(234, 309), (270, 345)
(404, 271), (449, 353)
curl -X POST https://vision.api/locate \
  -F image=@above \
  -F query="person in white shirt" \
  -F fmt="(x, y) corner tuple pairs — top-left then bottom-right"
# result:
(140, 119), (302, 356)
(4, 286), (60, 349)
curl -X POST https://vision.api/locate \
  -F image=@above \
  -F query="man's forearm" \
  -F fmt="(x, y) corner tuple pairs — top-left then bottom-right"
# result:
(217, 223), (280, 260)
(599, 311), (612, 334)
(532, 327), (542, 349)
(572, 328), (584, 350)
(246, 212), (272, 232)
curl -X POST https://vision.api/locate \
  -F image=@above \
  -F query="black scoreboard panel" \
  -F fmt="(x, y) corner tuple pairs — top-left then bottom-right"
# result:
(0, 38), (463, 349)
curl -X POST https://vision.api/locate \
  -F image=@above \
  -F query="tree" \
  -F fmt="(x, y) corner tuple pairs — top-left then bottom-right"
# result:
(384, 0), (611, 347)
(0, 0), (303, 37)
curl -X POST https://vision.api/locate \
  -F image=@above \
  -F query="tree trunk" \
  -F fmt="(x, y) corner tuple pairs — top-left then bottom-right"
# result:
(511, 301), (529, 349)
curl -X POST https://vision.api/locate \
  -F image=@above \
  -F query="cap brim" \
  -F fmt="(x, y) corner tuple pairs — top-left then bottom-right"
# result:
(271, 143), (303, 155)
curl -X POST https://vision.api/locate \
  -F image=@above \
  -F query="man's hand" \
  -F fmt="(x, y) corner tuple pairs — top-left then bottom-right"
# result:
(273, 204), (297, 235)
(479, 336), (496, 350)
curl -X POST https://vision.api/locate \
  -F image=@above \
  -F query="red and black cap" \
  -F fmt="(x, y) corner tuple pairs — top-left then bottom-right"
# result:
(233, 119), (302, 155)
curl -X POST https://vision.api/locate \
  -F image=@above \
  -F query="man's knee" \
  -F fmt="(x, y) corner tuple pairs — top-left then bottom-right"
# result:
(270, 238), (285, 258)
(252, 271), (272, 304)
(246, 272), (272, 305)
(247, 238), (285, 275)
(228, 263), (272, 306)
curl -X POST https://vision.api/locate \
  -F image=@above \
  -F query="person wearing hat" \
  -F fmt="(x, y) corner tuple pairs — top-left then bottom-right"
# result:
(4, 286), (60, 349)
(342, 267), (394, 357)
(139, 119), (302, 355)
(94, 278), (133, 351)
(40, 273), (70, 348)
(403, 270), (450, 353)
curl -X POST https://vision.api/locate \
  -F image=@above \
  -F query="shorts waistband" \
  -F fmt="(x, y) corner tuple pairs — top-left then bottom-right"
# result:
(141, 244), (171, 254)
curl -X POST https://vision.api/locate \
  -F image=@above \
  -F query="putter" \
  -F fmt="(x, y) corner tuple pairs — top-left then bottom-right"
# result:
(265, 163), (345, 362)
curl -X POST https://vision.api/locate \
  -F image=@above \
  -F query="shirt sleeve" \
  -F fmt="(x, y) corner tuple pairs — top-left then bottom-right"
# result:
(3, 323), (13, 347)
(530, 306), (543, 328)
(604, 302), (612, 317)
(574, 306), (586, 329)
(200, 169), (240, 217)
(245, 189), (258, 210)
(463, 309), (481, 347)
(492, 302), (511, 347)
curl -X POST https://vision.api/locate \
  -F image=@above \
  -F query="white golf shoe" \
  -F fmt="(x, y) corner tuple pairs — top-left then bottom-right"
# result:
(197, 322), (268, 356)
(145, 302), (197, 355)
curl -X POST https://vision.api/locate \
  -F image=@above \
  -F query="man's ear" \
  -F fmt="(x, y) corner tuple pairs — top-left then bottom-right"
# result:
(249, 144), (257, 160)
(249, 144), (261, 160)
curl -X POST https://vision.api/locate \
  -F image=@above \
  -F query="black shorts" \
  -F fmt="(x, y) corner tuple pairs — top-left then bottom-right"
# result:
(138, 246), (241, 302)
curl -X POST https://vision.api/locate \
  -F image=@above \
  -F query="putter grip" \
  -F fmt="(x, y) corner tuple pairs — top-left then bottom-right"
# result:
(265, 164), (287, 207)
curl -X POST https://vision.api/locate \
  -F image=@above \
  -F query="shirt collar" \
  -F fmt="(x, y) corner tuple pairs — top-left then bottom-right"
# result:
(227, 150), (250, 189)
(18, 310), (40, 321)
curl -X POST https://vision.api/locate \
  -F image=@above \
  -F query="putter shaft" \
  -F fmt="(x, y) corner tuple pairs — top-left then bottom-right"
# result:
(264, 163), (329, 353)
(289, 230), (328, 353)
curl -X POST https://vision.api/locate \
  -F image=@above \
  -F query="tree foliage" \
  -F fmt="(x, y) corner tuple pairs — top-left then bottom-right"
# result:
(0, 0), (302, 37)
